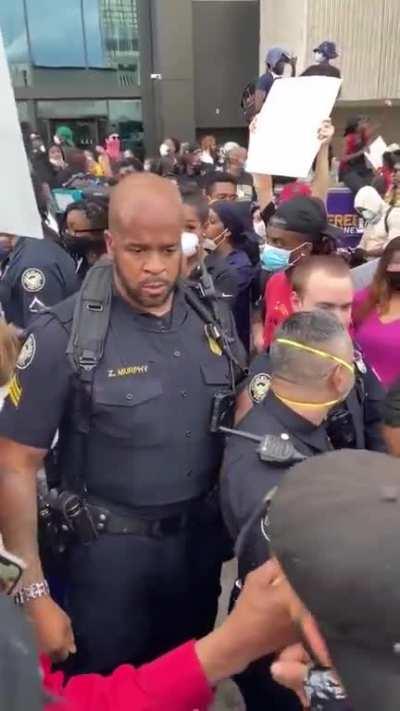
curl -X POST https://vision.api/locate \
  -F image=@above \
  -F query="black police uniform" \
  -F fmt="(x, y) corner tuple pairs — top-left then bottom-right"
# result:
(0, 283), (245, 675)
(221, 390), (332, 711)
(0, 237), (79, 328)
(245, 348), (386, 451)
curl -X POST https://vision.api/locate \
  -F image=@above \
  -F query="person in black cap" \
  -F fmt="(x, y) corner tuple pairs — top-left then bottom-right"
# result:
(269, 448), (400, 711)
(255, 46), (294, 114)
(221, 310), (355, 711)
(260, 195), (339, 347)
(302, 41), (341, 78)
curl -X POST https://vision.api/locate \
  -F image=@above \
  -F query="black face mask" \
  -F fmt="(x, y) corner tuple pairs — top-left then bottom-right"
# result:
(387, 272), (400, 291)
(63, 234), (105, 259)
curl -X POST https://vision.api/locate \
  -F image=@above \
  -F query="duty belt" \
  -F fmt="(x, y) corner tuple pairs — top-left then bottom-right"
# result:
(87, 488), (218, 539)
(88, 504), (189, 537)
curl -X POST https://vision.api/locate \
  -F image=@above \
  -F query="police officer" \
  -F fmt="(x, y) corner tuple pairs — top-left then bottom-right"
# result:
(0, 173), (245, 674)
(0, 230), (78, 328)
(221, 310), (355, 711)
(236, 255), (386, 451)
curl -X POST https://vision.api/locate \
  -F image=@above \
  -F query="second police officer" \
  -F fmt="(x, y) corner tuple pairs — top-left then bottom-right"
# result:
(0, 173), (246, 673)
(236, 255), (386, 452)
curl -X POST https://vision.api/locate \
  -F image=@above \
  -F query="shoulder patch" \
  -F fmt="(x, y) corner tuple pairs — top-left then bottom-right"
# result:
(21, 268), (46, 293)
(16, 334), (36, 370)
(248, 372), (271, 404)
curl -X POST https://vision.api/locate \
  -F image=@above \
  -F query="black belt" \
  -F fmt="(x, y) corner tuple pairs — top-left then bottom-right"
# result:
(87, 488), (218, 538)
(88, 504), (189, 537)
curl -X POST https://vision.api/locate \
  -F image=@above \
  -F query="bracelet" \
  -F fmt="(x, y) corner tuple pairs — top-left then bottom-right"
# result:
(14, 580), (50, 606)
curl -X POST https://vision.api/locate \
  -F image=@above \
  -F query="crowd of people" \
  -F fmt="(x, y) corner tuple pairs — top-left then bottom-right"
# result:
(0, 36), (400, 711)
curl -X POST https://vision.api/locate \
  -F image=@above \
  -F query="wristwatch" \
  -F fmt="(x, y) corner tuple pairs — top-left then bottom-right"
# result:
(14, 580), (50, 606)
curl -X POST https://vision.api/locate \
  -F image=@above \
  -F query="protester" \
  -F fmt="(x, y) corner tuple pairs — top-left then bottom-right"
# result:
(261, 196), (338, 347)
(384, 155), (400, 207)
(55, 125), (75, 149)
(60, 199), (108, 280)
(301, 41), (341, 78)
(269, 449), (400, 711)
(206, 200), (259, 350)
(204, 171), (238, 202)
(199, 135), (217, 166)
(338, 116), (374, 194)
(254, 46), (293, 114)
(352, 236), (400, 388)
(116, 156), (143, 181)
(225, 146), (255, 200)
(354, 185), (400, 258)
(180, 188), (238, 298)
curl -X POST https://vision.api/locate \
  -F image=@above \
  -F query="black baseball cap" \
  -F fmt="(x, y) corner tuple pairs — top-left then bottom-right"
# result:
(270, 196), (339, 243)
(269, 449), (400, 711)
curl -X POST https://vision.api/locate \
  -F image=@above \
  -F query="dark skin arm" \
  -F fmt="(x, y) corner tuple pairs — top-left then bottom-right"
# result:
(0, 437), (75, 660)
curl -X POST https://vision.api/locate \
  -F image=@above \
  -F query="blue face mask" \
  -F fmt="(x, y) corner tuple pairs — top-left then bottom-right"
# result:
(261, 244), (291, 272)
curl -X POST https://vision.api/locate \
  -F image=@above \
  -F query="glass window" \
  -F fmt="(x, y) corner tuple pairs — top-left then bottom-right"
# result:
(83, 0), (106, 68)
(26, 0), (86, 67)
(37, 99), (108, 120)
(98, 0), (140, 83)
(0, 1), (30, 64)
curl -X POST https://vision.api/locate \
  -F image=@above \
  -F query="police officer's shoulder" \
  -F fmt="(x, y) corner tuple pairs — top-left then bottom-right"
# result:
(22, 236), (75, 270)
(246, 351), (271, 404)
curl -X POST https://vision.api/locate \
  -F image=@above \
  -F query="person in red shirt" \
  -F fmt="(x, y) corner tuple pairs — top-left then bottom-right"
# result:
(261, 196), (339, 347)
(0, 558), (296, 711)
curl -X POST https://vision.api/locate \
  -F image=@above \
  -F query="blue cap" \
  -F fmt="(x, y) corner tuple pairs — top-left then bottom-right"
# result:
(314, 41), (338, 60)
(266, 46), (290, 69)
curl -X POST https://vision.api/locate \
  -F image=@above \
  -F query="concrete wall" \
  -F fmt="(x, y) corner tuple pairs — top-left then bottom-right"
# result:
(259, 0), (308, 73)
(193, 0), (259, 130)
(260, 0), (400, 101)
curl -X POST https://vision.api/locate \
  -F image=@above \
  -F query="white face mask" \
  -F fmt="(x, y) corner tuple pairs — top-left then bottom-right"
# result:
(253, 220), (266, 240)
(359, 208), (381, 224)
(181, 232), (199, 257)
(159, 143), (170, 157)
(314, 51), (325, 63)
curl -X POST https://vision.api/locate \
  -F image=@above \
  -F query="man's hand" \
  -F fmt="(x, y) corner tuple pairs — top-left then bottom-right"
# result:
(195, 560), (298, 685)
(27, 597), (76, 663)
(318, 119), (335, 146)
(271, 644), (310, 707)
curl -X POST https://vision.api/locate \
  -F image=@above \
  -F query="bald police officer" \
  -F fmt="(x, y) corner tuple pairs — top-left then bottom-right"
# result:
(221, 310), (355, 711)
(0, 174), (245, 673)
(236, 255), (385, 452)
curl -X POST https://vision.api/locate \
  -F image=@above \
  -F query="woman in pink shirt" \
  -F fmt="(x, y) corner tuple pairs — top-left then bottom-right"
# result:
(353, 237), (400, 388)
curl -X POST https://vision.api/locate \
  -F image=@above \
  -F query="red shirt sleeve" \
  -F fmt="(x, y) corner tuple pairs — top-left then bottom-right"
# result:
(263, 272), (293, 347)
(43, 642), (213, 711)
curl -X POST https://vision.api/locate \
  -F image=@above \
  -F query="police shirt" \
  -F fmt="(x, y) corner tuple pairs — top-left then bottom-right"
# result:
(246, 349), (386, 451)
(0, 287), (245, 512)
(0, 237), (79, 328)
(220, 390), (331, 576)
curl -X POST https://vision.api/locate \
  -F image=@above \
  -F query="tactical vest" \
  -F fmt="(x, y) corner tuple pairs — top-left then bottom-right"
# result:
(49, 259), (242, 509)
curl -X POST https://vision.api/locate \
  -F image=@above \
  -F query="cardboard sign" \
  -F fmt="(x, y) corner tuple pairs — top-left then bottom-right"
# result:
(247, 75), (342, 178)
(364, 136), (387, 170)
(0, 29), (42, 239)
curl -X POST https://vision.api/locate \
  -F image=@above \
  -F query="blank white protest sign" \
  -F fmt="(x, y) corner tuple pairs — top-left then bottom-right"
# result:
(0, 29), (42, 239)
(247, 76), (342, 178)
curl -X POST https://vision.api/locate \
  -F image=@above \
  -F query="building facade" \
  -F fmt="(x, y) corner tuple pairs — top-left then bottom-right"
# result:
(260, 0), (400, 151)
(1, 0), (260, 155)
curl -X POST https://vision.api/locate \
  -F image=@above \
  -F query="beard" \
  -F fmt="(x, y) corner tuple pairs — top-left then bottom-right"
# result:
(113, 257), (180, 310)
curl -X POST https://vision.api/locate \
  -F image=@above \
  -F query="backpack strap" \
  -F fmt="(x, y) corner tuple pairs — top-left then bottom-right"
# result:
(384, 206), (394, 235)
(66, 257), (113, 378)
